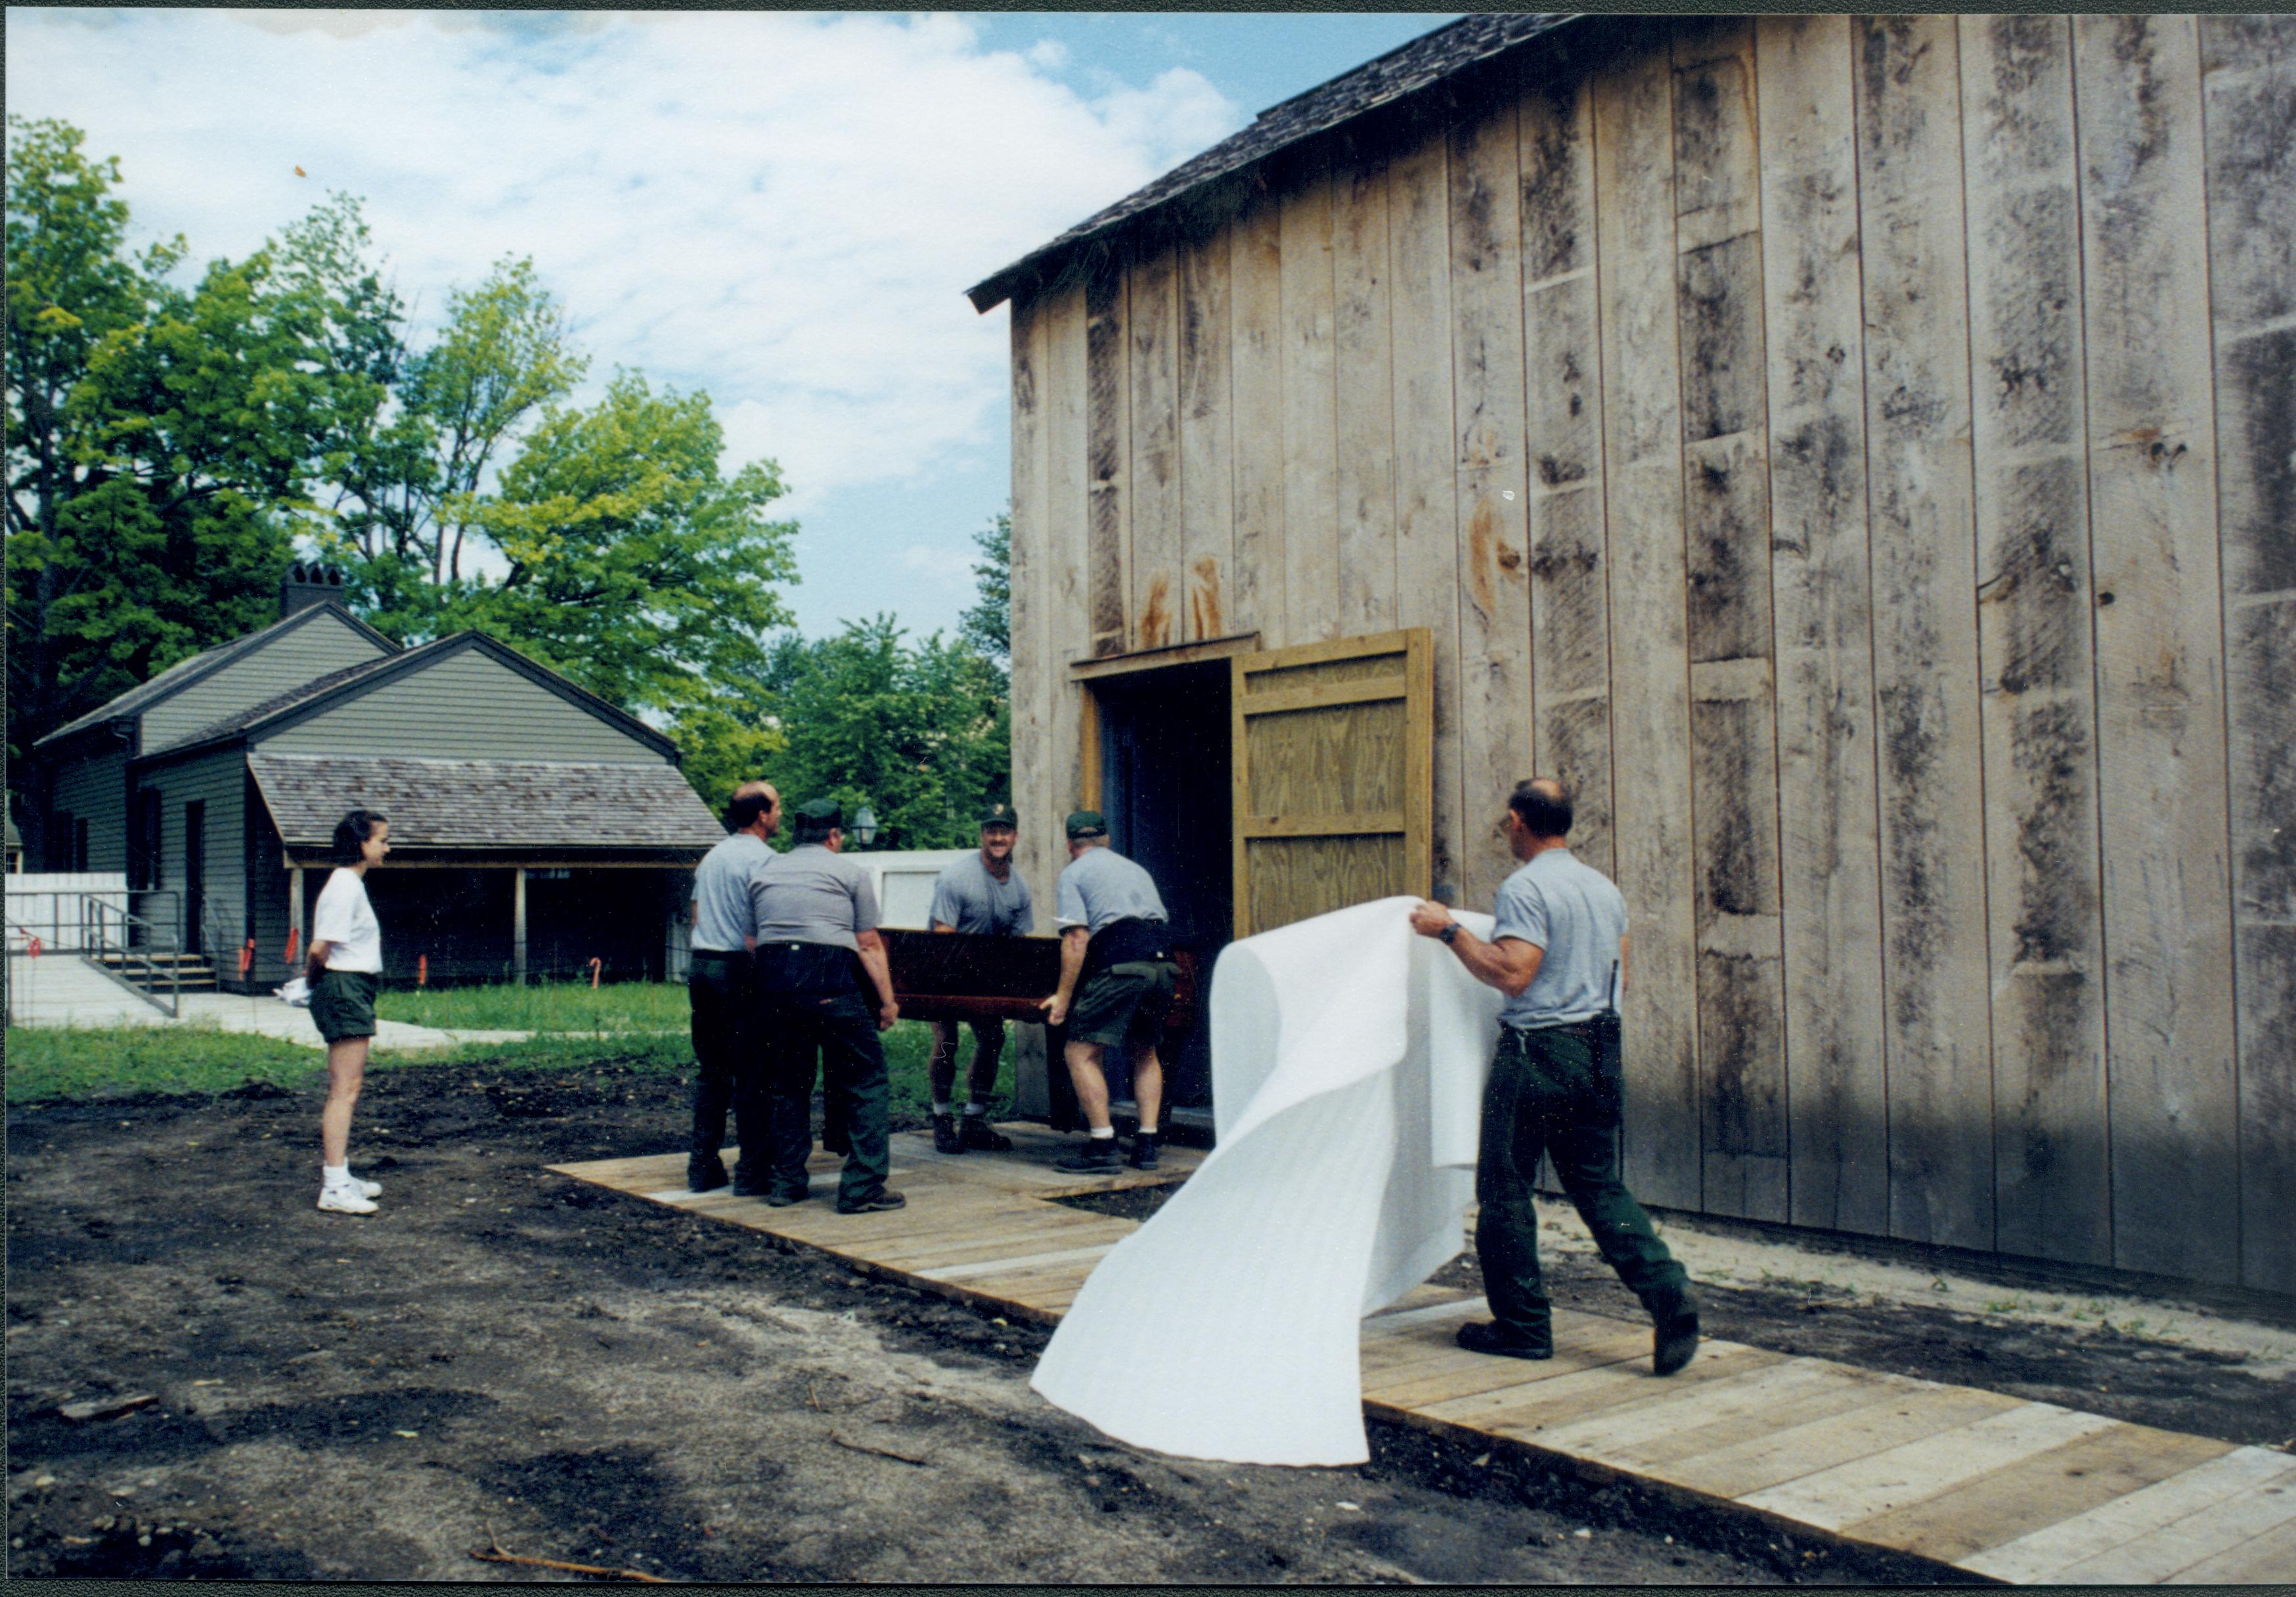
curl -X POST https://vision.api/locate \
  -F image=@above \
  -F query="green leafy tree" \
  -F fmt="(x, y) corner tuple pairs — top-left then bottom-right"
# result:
(762, 616), (1009, 850)
(959, 509), (1010, 665)
(6, 120), (387, 839)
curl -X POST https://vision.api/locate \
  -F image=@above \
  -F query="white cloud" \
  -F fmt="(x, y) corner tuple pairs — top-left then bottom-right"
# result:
(1026, 37), (1071, 72)
(898, 543), (981, 593)
(3, 7), (1247, 530)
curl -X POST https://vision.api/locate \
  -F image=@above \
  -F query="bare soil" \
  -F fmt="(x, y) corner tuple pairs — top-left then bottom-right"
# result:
(7, 1055), (2285, 1583)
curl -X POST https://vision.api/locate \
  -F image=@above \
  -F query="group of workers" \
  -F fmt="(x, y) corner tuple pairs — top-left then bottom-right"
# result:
(684, 771), (1697, 1374)
(684, 782), (1183, 1213)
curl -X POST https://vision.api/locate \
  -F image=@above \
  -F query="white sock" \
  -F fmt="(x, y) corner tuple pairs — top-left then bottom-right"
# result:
(323, 1163), (353, 1189)
(1089, 1126), (1115, 1140)
(932, 1101), (953, 1117)
(963, 1102), (987, 1117)
(1137, 1123), (1158, 1136)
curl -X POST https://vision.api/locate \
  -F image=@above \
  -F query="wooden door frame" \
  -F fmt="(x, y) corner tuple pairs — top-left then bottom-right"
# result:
(1067, 631), (1262, 811)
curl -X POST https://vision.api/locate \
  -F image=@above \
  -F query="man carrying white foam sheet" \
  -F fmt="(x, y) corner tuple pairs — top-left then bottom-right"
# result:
(1408, 777), (1700, 1376)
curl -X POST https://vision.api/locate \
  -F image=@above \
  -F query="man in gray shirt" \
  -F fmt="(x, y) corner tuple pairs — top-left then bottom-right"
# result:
(1041, 810), (1177, 1174)
(1410, 778), (1699, 1376)
(747, 798), (904, 1214)
(927, 803), (1034, 1154)
(684, 780), (777, 1194)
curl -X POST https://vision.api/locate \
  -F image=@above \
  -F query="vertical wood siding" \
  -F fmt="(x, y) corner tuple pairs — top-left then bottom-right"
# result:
(1002, 13), (2292, 1288)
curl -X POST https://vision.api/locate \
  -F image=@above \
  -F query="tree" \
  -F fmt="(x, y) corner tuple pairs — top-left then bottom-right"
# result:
(761, 616), (1009, 851)
(959, 510), (1010, 665)
(6, 119), (386, 826)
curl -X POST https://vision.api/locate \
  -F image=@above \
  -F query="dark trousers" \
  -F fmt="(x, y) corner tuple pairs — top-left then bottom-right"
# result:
(762, 991), (891, 1205)
(929, 1018), (1006, 1106)
(688, 953), (768, 1177)
(1476, 1023), (1690, 1349)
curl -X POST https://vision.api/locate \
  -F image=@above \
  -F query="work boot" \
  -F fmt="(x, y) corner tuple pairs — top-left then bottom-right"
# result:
(932, 1113), (965, 1154)
(1053, 1137), (1122, 1175)
(764, 1184), (809, 1209)
(959, 1114), (1013, 1152)
(835, 1189), (906, 1216)
(730, 1162), (770, 1198)
(1127, 1131), (1161, 1171)
(1455, 1320), (1553, 1361)
(1653, 1306), (1700, 1376)
(687, 1153), (730, 1193)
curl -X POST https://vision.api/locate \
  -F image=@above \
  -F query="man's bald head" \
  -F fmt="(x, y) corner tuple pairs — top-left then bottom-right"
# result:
(1508, 778), (1574, 840)
(727, 780), (780, 835)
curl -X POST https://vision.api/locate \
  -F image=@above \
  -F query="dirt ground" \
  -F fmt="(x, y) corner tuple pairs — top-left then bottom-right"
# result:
(8, 1054), (2292, 1583)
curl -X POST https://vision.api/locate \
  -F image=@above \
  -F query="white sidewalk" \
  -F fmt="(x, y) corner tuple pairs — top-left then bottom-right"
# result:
(4, 953), (529, 1052)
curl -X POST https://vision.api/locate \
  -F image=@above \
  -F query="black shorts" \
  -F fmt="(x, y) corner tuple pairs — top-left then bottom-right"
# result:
(1067, 960), (1177, 1049)
(311, 969), (380, 1043)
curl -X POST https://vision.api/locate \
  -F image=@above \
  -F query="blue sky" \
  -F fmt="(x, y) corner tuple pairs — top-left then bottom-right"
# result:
(6, 9), (1457, 641)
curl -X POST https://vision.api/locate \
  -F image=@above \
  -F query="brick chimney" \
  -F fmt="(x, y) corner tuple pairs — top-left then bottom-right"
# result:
(280, 561), (345, 618)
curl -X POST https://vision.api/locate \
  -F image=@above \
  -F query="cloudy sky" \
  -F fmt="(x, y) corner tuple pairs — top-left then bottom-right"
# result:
(7, 9), (1455, 639)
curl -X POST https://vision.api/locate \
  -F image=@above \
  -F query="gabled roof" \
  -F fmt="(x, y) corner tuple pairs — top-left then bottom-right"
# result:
(140, 630), (683, 764)
(35, 600), (400, 750)
(965, 12), (1578, 313)
(248, 753), (724, 857)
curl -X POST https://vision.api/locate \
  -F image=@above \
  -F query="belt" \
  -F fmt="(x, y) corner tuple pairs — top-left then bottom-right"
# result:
(690, 948), (747, 960)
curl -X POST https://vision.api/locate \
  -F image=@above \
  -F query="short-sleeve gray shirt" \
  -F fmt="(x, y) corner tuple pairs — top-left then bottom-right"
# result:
(929, 853), (1034, 936)
(1055, 845), (1168, 934)
(691, 831), (773, 952)
(1490, 847), (1629, 1027)
(747, 843), (880, 952)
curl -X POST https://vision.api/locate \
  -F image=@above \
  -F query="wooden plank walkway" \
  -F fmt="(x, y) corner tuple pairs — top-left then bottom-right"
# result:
(554, 1128), (2295, 1585)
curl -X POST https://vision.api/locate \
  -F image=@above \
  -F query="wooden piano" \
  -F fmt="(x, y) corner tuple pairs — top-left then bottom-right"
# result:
(880, 928), (1200, 1131)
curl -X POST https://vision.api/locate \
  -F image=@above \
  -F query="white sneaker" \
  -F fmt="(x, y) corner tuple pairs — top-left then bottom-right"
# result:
(318, 1186), (377, 1215)
(345, 1172), (383, 1199)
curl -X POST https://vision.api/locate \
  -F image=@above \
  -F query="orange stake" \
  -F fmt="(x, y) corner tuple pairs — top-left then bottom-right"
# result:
(418, 953), (428, 988)
(238, 938), (254, 978)
(588, 956), (603, 989)
(284, 926), (299, 964)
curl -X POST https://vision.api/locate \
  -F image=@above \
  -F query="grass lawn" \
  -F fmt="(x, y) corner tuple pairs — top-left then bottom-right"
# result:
(376, 978), (690, 1033)
(4, 1012), (1010, 1123)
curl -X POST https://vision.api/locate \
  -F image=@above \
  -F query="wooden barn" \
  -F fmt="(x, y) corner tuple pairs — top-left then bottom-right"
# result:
(28, 566), (725, 992)
(969, 14), (2295, 1295)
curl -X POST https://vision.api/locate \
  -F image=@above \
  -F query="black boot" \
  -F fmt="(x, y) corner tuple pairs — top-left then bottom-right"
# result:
(1127, 1131), (1161, 1171)
(1653, 1304), (1700, 1376)
(687, 1152), (730, 1193)
(932, 1113), (965, 1154)
(1054, 1136), (1122, 1174)
(960, 1113), (1013, 1152)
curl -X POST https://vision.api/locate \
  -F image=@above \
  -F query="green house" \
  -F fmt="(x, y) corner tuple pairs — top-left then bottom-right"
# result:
(28, 568), (724, 989)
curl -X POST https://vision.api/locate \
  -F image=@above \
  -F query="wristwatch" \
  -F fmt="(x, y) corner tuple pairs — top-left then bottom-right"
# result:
(1438, 923), (1459, 945)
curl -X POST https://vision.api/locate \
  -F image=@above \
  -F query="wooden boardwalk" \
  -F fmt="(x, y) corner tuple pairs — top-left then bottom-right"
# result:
(555, 1127), (2295, 1585)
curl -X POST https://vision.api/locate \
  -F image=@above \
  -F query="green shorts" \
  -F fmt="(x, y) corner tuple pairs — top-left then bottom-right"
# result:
(311, 969), (380, 1043)
(1067, 960), (1178, 1049)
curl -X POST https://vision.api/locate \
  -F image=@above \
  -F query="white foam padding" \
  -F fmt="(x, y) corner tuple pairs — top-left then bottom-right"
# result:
(1030, 895), (1504, 1465)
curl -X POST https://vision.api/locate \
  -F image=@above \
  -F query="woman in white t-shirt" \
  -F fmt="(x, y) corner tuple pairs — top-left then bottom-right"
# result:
(309, 808), (390, 1215)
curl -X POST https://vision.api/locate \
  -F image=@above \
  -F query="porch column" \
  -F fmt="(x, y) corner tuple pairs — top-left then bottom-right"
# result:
(512, 867), (528, 983)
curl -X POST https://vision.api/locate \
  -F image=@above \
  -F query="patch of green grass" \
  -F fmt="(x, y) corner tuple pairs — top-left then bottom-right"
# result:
(374, 979), (691, 1033)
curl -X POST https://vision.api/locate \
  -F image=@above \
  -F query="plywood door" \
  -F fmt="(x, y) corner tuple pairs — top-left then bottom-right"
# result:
(1231, 629), (1434, 937)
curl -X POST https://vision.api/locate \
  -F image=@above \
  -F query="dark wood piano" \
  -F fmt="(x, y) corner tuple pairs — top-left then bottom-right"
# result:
(880, 928), (1200, 1132)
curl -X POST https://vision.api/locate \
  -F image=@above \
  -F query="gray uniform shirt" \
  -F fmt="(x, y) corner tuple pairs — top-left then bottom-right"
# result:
(929, 852), (1034, 936)
(748, 844), (881, 952)
(692, 831), (774, 952)
(1490, 847), (1629, 1027)
(1055, 845), (1168, 934)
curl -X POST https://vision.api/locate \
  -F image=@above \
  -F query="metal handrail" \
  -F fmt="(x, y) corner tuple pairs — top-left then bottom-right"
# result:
(79, 893), (183, 1018)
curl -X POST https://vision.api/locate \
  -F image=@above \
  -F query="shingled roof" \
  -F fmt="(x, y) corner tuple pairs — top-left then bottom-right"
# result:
(248, 754), (726, 857)
(965, 12), (1578, 313)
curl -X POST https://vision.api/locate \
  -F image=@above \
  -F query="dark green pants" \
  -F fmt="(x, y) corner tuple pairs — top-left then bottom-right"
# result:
(761, 991), (889, 1206)
(688, 953), (768, 1180)
(1476, 1023), (1690, 1349)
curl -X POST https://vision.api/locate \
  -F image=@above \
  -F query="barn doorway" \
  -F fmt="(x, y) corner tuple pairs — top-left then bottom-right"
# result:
(1082, 651), (1237, 1125)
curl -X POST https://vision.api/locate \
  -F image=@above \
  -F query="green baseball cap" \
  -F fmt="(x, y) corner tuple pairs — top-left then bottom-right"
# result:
(1065, 809), (1108, 839)
(793, 797), (843, 826)
(979, 802), (1018, 829)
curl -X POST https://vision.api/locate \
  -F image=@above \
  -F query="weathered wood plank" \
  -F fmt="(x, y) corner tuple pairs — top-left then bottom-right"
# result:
(1045, 280), (1093, 813)
(1518, 60), (1614, 876)
(1281, 148), (1342, 645)
(1386, 127), (1468, 901)
(1593, 43), (1702, 1211)
(1229, 187), (1288, 645)
(1659, 1383), (2021, 1501)
(2201, 12), (2296, 1295)
(1429, 1344), (1784, 1438)
(1007, 294), (1059, 934)
(1084, 260), (1131, 659)
(1127, 248), (1181, 650)
(1675, 16), (1786, 1223)
(1333, 152), (1398, 638)
(1755, 12), (1888, 1240)
(1585, 1362), (1906, 1472)
(1962, 1443), (2296, 1583)
(1449, 88), (1534, 909)
(1853, 15), (1995, 1252)
(2046, 1453), (2296, 1583)
(2073, 12), (2239, 1284)
(1740, 1403), (2120, 1529)
(1959, 13), (2111, 1267)
(1176, 225), (1235, 643)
